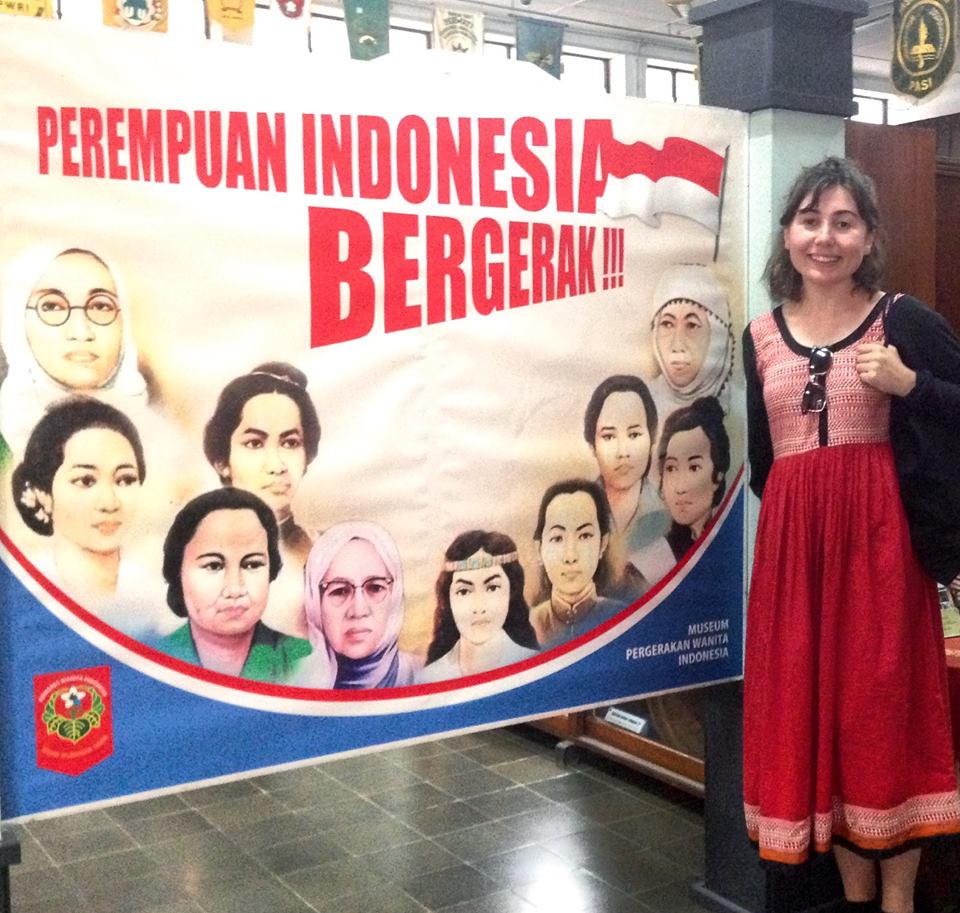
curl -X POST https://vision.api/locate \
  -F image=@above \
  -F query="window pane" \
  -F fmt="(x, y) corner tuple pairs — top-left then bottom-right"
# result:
(389, 27), (429, 55)
(483, 42), (511, 59)
(310, 16), (352, 61)
(561, 54), (608, 92)
(645, 66), (675, 102)
(851, 96), (886, 125)
(675, 70), (699, 105)
(253, 6), (311, 51)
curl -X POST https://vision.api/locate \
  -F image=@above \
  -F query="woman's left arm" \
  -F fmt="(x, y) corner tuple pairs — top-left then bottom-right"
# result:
(860, 297), (960, 419)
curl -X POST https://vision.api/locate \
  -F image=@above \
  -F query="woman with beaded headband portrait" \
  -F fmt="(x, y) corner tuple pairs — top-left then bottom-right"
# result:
(421, 530), (539, 684)
(203, 361), (321, 638)
(529, 479), (625, 649)
(646, 263), (735, 424)
(11, 398), (154, 625)
(0, 245), (150, 462)
(301, 521), (419, 689)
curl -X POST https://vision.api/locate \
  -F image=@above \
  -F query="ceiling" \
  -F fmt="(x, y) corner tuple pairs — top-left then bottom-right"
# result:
(419, 0), (958, 123)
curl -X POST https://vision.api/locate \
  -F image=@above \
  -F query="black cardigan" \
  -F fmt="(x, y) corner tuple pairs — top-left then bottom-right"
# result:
(743, 294), (960, 585)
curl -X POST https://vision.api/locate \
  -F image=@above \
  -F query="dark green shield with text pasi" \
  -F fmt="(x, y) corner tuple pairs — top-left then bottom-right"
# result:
(892, 0), (956, 98)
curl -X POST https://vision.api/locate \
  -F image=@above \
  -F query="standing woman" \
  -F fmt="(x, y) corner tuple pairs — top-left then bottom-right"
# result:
(203, 362), (321, 637)
(743, 157), (960, 911)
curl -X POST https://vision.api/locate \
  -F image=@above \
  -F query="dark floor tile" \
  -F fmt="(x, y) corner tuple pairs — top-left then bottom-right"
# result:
(432, 820), (536, 863)
(395, 752), (486, 781)
(327, 817), (423, 855)
(190, 872), (318, 913)
(8, 833), (53, 873)
(499, 805), (592, 842)
(369, 781), (457, 814)
(121, 809), (213, 846)
(382, 740), (456, 762)
(295, 795), (385, 831)
(320, 752), (399, 777)
(58, 846), (159, 886)
(10, 866), (79, 907)
(360, 838), (462, 880)
(79, 870), (193, 912)
(401, 862), (499, 909)
(332, 763), (426, 795)
(527, 773), (611, 803)
(249, 764), (327, 792)
(564, 790), (656, 824)
(437, 732), (501, 751)
(40, 822), (137, 863)
(437, 889), (540, 913)
(310, 882), (428, 913)
(272, 776), (357, 811)
(465, 786), (552, 822)
(581, 848), (690, 894)
(282, 855), (390, 906)
(634, 881), (707, 913)
(26, 808), (115, 839)
(180, 778), (261, 807)
(402, 799), (491, 836)
(231, 810), (319, 852)
(197, 792), (287, 829)
(605, 808), (702, 850)
(650, 831), (705, 877)
(489, 756), (566, 785)
(146, 829), (264, 886)
(538, 826), (641, 866)
(461, 742), (539, 767)
(425, 768), (519, 799)
(259, 833), (350, 875)
(511, 867), (632, 912)
(473, 844), (570, 888)
(106, 794), (190, 822)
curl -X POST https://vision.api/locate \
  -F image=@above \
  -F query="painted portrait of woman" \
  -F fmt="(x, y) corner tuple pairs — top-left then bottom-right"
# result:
(301, 521), (419, 689)
(158, 488), (311, 683)
(647, 264), (735, 422)
(0, 246), (150, 459)
(12, 397), (146, 607)
(530, 479), (625, 649)
(203, 362), (321, 637)
(584, 375), (668, 568)
(630, 396), (730, 586)
(421, 530), (539, 683)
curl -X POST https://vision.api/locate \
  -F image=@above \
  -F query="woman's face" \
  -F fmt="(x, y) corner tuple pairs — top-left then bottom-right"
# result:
(449, 553), (510, 647)
(783, 185), (873, 291)
(25, 251), (123, 390)
(180, 508), (270, 640)
(593, 391), (651, 493)
(661, 426), (719, 536)
(539, 491), (606, 601)
(221, 392), (307, 518)
(654, 301), (711, 389)
(49, 427), (141, 554)
(320, 538), (394, 659)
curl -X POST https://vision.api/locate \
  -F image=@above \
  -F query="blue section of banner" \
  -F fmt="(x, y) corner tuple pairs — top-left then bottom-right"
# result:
(0, 492), (742, 819)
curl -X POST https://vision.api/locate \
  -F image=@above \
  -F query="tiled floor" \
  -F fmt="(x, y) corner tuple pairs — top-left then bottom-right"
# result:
(7, 726), (707, 913)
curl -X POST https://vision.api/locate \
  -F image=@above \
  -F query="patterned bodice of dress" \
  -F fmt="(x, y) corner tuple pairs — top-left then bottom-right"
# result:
(749, 298), (890, 460)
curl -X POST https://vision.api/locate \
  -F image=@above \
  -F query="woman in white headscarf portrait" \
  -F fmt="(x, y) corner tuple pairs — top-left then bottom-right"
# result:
(645, 263), (735, 422)
(0, 244), (150, 460)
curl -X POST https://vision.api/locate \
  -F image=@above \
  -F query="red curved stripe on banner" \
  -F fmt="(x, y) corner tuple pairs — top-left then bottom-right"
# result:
(602, 136), (724, 195)
(0, 465), (743, 703)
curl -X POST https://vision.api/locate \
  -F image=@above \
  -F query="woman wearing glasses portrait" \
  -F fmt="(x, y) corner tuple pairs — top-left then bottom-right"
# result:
(157, 488), (311, 683)
(0, 246), (150, 460)
(742, 157), (960, 905)
(301, 521), (419, 689)
(420, 530), (539, 684)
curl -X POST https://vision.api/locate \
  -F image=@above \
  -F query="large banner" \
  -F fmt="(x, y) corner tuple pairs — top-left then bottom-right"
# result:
(0, 17), (746, 819)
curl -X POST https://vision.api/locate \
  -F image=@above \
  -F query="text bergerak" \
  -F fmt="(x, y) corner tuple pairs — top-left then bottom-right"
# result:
(35, 107), (616, 348)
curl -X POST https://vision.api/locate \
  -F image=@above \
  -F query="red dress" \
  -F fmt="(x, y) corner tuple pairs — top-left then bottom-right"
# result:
(743, 299), (960, 864)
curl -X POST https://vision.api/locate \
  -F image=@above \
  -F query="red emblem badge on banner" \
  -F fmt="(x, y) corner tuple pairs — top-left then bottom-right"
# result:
(34, 666), (113, 776)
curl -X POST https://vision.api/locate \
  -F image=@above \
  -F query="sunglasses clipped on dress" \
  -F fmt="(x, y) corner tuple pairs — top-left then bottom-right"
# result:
(801, 345), (833, 415)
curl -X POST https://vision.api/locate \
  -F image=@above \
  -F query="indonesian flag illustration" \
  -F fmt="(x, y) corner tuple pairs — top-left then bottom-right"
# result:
(597, 133), (726, 234)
